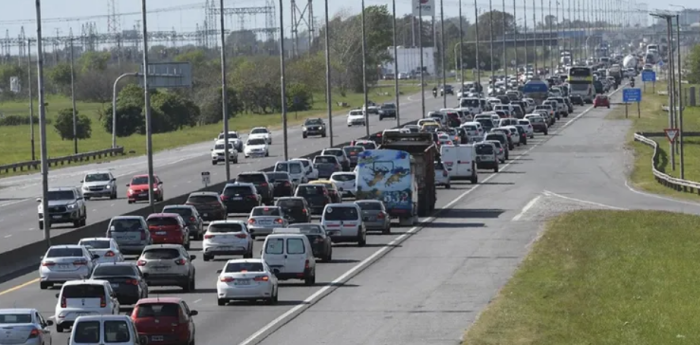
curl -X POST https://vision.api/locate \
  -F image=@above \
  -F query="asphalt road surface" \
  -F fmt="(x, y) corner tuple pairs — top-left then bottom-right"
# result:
(0, 88), (445, 252)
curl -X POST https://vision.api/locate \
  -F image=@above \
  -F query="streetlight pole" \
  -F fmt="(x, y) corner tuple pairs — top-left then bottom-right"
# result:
(440, 0), (446, 108)
(140, 0), (156, 210)
(676, 14), (684, 179)
(279, 0), (288, 160)
(458, 0), (464, 87)
(502, 0), (507, 86)
(474, 1), (482, 85)
(69, 33), (78, 154)
(324, 0), (334, 145)
(361, 0), (370, 136)
(523, 0), (528, 71)
(513, 0), (517, 74)
(419, 3), (425, 118)
(111, 72), (138, 149)
(489, 0), (494, 81)
(219, 0), (231, 181)
(35, 0), (51, 243)
(26, 39), (35, 161)
(392, 0), (400, 126)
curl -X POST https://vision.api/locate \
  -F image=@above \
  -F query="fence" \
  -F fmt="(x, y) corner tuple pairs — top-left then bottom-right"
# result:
(633, 132), (700, 194)
(0, 147), (125, 174)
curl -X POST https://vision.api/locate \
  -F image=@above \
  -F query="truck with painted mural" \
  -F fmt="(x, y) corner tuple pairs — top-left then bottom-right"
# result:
(355, 132), (437, 226)
(522, 78), (549, 105)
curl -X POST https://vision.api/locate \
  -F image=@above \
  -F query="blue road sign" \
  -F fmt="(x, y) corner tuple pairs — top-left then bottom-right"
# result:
(658, 60), (664, 67)
(623, 88), (642, 103)
(641, 70), (656, 82)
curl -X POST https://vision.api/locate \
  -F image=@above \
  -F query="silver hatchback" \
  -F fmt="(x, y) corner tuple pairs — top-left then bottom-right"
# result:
(247, 206), (289, 239)
(137, 244), (196, 292)
(106, 216), (151, 255)
(355, 200), (391, 234)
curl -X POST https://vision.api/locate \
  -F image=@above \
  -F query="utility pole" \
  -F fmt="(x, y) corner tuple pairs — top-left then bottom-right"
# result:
(219, 0), (231, 180)
(392, 0), (400, 126)
(279, 0), (288, 160)
(676, 14), (684, 179)
(35, 0), (51, 243)
(474, 0), (481, 85)
(513, 0), (518, 75)
(69, 34), (78, 154)
(489, 0), (494, 81)
(324, 0), (334, 145)
(502, 0), (507, 86)
(140, 0), (156, 210)
(361, 0), (369, 137)
(440, 0), (446, 108)
(458, 0), (464, 86)
(419, 3), (425, 118)
(26, 39), (35, 161)
(523, 0), (528, 71)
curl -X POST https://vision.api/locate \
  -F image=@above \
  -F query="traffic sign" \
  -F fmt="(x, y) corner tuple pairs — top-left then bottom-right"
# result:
(623, 88), (642, 103)
(641, 70), (656, 82)
(480, 62), (486, 67)
(658, 60), (664, 67)
(511, 60), (516, 66)
(201, 171), (211, 187)
(664, 128), (679, 143)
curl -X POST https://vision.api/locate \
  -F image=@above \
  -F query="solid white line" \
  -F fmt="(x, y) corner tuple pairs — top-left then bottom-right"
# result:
(624, 180), (700, 208)
(511, 195), (542, 221)
(193, 299), (202, 304)
(542, 190), (628, 210)
(239, 101), (594, 345)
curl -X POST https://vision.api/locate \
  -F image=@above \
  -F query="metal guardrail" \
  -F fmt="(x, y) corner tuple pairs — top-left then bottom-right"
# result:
(633, 132), (700, 193)
(0, 147), (125, 174)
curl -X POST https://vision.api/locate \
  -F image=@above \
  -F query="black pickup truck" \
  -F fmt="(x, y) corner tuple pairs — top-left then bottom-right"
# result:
(378, 103), (397, 120)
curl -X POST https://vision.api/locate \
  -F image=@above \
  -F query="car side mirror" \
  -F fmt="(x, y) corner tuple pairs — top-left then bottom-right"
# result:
(92, 254), (99, 260)
(216, 269), (223, 274)
(46, 320), (54, 326)
(189, 255), (196, 261)
(111, 178), (116, 182)
(189, 310), (199, 316)
(79, 180), (83, 183)
(36, 198), (41, 203)
(55, 293), (60, 298)
(125, 184), (130, 187)
(158, 181), (163, 185)
(142, 272), (150, 278)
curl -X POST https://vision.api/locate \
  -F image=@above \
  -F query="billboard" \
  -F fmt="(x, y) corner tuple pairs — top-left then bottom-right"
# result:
(412, 0), (435, 17)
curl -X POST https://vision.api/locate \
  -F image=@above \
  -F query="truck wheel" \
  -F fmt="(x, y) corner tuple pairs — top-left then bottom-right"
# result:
(303, 133), (308, 138)
(493, 164), (499, 173)
(445, 183), (451, 189)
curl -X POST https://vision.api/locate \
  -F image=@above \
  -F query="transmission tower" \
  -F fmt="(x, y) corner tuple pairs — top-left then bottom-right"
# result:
(265, 0), (276, 42)
(291, 0), (314, 56)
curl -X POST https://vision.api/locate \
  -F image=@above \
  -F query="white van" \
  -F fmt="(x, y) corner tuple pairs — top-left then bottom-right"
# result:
(274, 161), (307, 185)
(320, 203), (366, 246)
(440, 145), (478, 184)
(69, 315), (143, 345)
(261, 228), (316, 285)
(55, 280), (120, 333)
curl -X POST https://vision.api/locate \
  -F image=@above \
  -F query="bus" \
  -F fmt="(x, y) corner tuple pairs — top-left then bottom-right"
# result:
(567, 66), (594, 103)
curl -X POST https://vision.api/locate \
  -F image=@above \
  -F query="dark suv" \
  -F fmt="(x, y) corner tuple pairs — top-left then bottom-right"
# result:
(294, 184), (331, 215)
(275, 197), (312, 224)
(220, 182), (261, 214)
(162, 205), (204, 240)
(265, 171), (294, 197)
(185, 192), (227, 222)
(236, 172), (273, 205)
(38, 187), (87, 230)
(302, 118), (327, 138)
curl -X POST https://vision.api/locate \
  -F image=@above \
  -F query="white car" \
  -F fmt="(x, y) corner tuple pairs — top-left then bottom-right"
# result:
(249, 127), (272, 144)
(77, 237), (124, 264)
(211, 139), (239, 165)
(215, 131), (243, 152)
(202, 220), (254, 261)
(434, 161), (451, 188)
(216, 258), (279, 305)
(517, 119), (535, 139)
(501, 126), (521, 146)
(320, 203), (366, 245)
(347, 110), (366, 127)
(291, 158), (319, 180)
(39, 245), (97, 290)
(54, 280), (120, 333)
(243, 138), (269, 158)
(330, 172), (356, 197)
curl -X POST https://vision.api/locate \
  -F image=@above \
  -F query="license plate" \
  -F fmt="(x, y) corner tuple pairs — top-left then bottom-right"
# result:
(203, 213), (208, 217)
(139, 193), (147, 197)
(259, 220), (272, 225)
(151, 336), (164, 342)
(219, 246), (233, 251)
(233, 197), (243, 200)
(156, 231), (166, 235)
(52, 215), (62, 219)
(154, 266), (169, 271)
(58, 264), (70, 269)
(111, 283), (119, 289)
(234, 279), (251, 285)
(363, 217), (370, 221)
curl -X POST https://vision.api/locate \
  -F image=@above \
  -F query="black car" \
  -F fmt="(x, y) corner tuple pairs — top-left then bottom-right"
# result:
(378, 103), (397, 120)
(302, 118), (327, 138)
(265, 171), (294, 197)
(440, 85), (454, 96)
(90, 262), (148, 305)
(236, 172), (274, 205)
(275, 197), (312, 224)
(570, 94), (585, 106)
(220, 182), (262, 214)
(289, 223), (337, 261)
(563, 97), (574, 113)
(294, 184), (331, 215)
(161, 205), (204, 240)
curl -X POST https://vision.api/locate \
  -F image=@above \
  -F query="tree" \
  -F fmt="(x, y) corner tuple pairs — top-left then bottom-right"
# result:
(78, 51), (110, 74)
(102, 103), (145, 137)
(686, 44), (700, 84)
(75, 68), (116, 103)
(47, 63), (72, 94)
(197, 87), (242, 125)
(477, 11), (516, 40)
(54, 108), (91, 140)
(151, 92), (198, 131)
(286, 83), (313, 112)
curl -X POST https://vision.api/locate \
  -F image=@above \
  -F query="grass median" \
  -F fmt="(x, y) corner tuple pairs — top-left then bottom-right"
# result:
(606, 82), (700, 200)
(463, 209), (700, 345)
(0, 85), (420, 176)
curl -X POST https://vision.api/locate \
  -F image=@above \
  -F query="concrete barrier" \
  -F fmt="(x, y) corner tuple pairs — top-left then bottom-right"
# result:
(0, 120), (418, 281)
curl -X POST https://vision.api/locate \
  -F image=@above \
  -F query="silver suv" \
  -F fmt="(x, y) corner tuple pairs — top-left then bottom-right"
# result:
(37, 187), (87, 230)
(80, 171), (117, 200)
(106, 216), (151, 255)
(137, 244), (197, 292)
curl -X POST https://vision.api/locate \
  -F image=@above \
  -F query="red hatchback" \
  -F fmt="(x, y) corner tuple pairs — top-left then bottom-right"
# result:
(146, 213), (190, 250)
(127, 174), (164, 204)
(132, 297), (198, 345)
(593, 94), (610, 109)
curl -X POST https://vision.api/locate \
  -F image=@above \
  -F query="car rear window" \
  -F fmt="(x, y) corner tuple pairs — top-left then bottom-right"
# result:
(314, 156), (337, 164)
(355, 142), (377, 149)
(47, 248), (83, 257)
(276, 199), (304, 208)
(147, 217), (179, 226)
(287, 238), (305, 254)
(208, 223), (244, 233)
(80, 240), (111, 249)
(224, 186), (254, 196)
(225, 262), (264, 273)
(293, 159), (310, 167)
(476, 145), (494, 154)
(331, 174), (355, 182)
(297, 186), (324, 195)
(104, 320), (131, 343)
(143, 248), (180, 260)
(187, 195), (219, 203)
(0, 314), (31, 324)
(62, 284), (105, 298)
(109, 219), (145, 232)
(265, 172), (290, 181)
(92, 265), (138, 277)
(356, 202), (383, 211)
(294, 224), (323, 234)
(323, 206), (358, 221)
(265, 238), (284, 254)
(162, 207), (193, 218)
(323, 149), (342, 156)
(252, 207), (281, 216)
(135, 303), (181, 318)
(73, 321), (101, 343)
(343, 147), (364, 156)
(237, 173), (266, 183)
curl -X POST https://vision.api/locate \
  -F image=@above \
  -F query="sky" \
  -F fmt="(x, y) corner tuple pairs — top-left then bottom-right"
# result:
(0, 0), (694, 41)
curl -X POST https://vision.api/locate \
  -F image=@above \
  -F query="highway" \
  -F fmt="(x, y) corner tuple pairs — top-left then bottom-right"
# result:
(0, 89), (439, 252)
(0, 97), (587, 345)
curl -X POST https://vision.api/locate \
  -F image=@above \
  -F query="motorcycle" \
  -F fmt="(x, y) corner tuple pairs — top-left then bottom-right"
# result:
(630, 80), (635, 87)
(432, 90), (438, 98)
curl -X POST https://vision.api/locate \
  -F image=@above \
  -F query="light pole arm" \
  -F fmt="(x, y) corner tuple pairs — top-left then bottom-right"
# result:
(112, 72), (139, 148)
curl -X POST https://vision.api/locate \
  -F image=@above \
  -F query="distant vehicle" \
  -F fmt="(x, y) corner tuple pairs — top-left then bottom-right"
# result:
(137, 244), (197, 291)
(593, 94), (610, 108)
(0, 308), (53, 344)
(302, 118), (327, 138)
(243, 138), (269, 158)
(130, 297), (197, 344)
(78, 237), (124, 264)
(69, 315), (142, 345)
(37, 186), (87, 230)
(80, 171), (117, 200)
(126, 174), (163, 204)
(211, 139), (239, 165)
(90, 262), (149, 305)
(347, 109), (366, 127)
(248, 127), (272, 144)
(202, 220), (254, 261)
(39, 245), (98, 290)
(246, 206), (289, 239)
(54, 280), (120, 332)
(379, 103), (397, 120)
(215, 131), (243, 152)
(216, 259), (279, 305)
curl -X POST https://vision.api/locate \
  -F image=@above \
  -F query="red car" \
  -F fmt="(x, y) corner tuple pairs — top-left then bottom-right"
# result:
(146, 213), (190, 249)
(131, 297), (198, 345)
(127, 174), (164, 203)
(593, 94), (610, 109)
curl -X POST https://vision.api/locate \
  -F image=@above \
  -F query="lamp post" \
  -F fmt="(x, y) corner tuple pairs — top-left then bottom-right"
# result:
(140, 0), (156, 210)
(219, 0), (231, 180)
(35, 0), (51, 244)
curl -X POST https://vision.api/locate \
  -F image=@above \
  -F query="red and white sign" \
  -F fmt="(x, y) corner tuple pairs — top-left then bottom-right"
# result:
(664, 128), (679, 143)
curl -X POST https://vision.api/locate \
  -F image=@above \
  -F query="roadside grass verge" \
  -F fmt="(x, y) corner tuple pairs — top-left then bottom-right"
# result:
(463, 209), (700, 345)
(606, 82), (700, 200)
(0, 85), (419, 176)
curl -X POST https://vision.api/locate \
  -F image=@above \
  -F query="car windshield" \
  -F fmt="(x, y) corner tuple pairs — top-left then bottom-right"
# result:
(356, 202), (383, 211)
(85, 173), (111, 182)
(476, 145), (494, 154)
(223, 186), (254, 196)
(109, 218), (144, 232)
(130, 176), (152, 185)
(460, 99), (480, 107)
(251, 128), (267, 134)
(47, 190), (75, 200)
(332, 174), (355, 182)
(225, 262), (264, 273)
(518, 120), (529, 126)
(323, 149), (342, 157)
(0, 313), (32, 324)
(47, 248), (83, 257)
(252, 207), (281, 216)
(92, 265), (137, 277)
(163, 207), (193, 218)
(314, 156), (337, 164)
(237, 174), (266, 183)
(219, 132), (238, 139)
(381, 103), (395, 109)
(355, 142), (376, 149)
(214, 143), (234, 150)
(147, 217), (179, 226)
(79, 240), (111, 249)
(187, 195), (219, 204)
(209, 223), (244, 233)
(143, 249), (180, 260)
(305, 119), (323, 125)
(266, 172), (290, 182)
(343, 147), (364, 156)
(247, 139), (267, 145)
(323, 206), (358, 221)
(136, 303), (181, 318)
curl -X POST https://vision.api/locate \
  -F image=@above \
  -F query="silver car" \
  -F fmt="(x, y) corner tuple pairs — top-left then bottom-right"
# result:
(77, 237), (124, 264)
(39, 245), (98, 290)
(80, 171), (117, 200)
(0, 308), (53, 345)
(247, 206), (289, 239)
(355, 200), (391, 234)
(105, 216), (151, 255)
(137, 244), (197, 291)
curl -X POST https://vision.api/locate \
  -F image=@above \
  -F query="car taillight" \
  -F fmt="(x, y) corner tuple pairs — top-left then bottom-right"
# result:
(137, 260), (147, 266)
(221, 195), (229, 201)
(105, 251), (115, 257)
(254, 276), (270, 282)
(275, 218), (284, 224)
(260, 183), (268, 187)
(42, 261), (55, 266)
(377, 212), (386, 219)
(73, 259), (87, 266)
(302, 208), (307, 214)
(315, 237), (325, 243)
(190, 216), (196, 222)
(235, 233), (248, 239)
(323, 190), (328, 195)
(284, 181), (291, 186)
(28, 328), (40, 339)
(125, 279), (139, 285)
(442, 170), (448, 177)
(247, 195), (257, 200)
(304, 260), (310, 269)
(204, 234), (215, 239)
(248, 219), (256, 224)
(140, 232), (146, 240)
(100, 296), (106, 308)
(60, 297), (66, 308)
(174, 258), (186, 265)
(220, 276), (235, 282)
